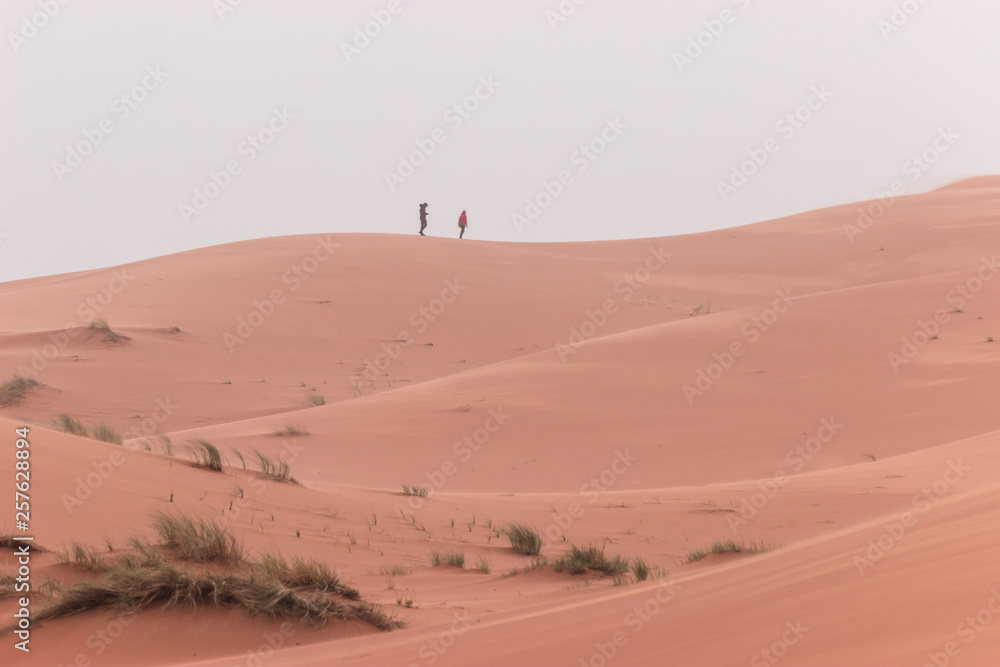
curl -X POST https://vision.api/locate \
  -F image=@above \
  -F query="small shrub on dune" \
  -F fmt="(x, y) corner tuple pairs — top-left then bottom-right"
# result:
(686, 539), (774, 562)
(152, 511), (243, 564)
(87, 319), (131, 345)
(62, 543), (107, 573)
(553, 544), (628, 576)
(685, 548), (709, 563)
(54, 414), (89, 437)
(504, 523), (542, 556)
(0, 535), (48, 552)
(253, 450), (296, 483)
(0, 376), (39, 406)
(274, 423), (309, 437)
(430, 551), (465, 568)
(251, 553), (358, 600)
(631, 557), (651, 582)
(306, 394), (326, 407)
(0, 570), (15, 599)
(401, 485), (428, 497)
(35, 560), (398, 630)
(118, 539), (164, 569)
(188, 439), (223, 471)
(91, 422), (123, 445)
(37, 521), (398, 631)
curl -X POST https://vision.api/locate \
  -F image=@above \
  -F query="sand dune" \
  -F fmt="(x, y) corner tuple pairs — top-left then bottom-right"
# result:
(2, 177), (999, 665)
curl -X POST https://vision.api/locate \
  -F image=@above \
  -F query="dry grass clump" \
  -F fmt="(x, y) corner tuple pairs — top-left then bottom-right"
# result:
(0, 536), (49, 552)
(685, 538), (775, 563)
(91, 422), (123, 445)
(152, 511), (243, 565)
(250, 553), (358, 600)
(0, 376), (39, 406)
(188, 439), (223, 471)
(504, 523), (543, 556)
(54, 414), (89, 437)
(36, 560), (396, 630)
(553, 544), (629, 576)
(0, 571), (15, 599)
(429, 551), (465, 568)
(36, 515), (398, 631)
(87, 319), (131, 345)
(58, 543), (107, 573)
(253, 450), (296, 483)
(273, 424), (309, 437)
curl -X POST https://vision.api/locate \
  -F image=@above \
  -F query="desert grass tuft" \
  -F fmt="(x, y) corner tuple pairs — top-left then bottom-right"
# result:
(631, 557), (651, 582)
(306, 394), (326, 407)
(35, 560), (397, 630)
(686, 539), (774, 562)
(0, 535), (49, 552)
(0, 570), (16, 599)
(429, 551), (465, 568)
(250, 553), (359, 600)
(475, 556), (492, 574)
(188, 439), (223, 471)
(59, 543), (107, 573)
(253, 450), (296, 483)
(401, 485), (428, 497)
(274, 423), (309, 437)
(152, 511), (243, 564)
(553, 544), (629, 576)
(87, 319), (131, 345)
(0, 376), (39, 406)
(503, 523), (543, 556)
(91, 422), (123, 445)
(54, 414), (89, 437)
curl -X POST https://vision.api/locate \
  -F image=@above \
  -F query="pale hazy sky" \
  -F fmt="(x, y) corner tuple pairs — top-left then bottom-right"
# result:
(2, 0), (998, 282)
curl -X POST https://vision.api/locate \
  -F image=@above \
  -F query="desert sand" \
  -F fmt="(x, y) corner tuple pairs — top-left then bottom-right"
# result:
(2, 177), (1000, 666)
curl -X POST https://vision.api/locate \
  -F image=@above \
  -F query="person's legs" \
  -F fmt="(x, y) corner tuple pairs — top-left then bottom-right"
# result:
(459, 226), (465, 239)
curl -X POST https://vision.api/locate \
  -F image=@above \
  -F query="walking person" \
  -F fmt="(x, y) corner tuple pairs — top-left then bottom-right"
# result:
(418, 202), (428, 236)
(458, 210), (468, 239)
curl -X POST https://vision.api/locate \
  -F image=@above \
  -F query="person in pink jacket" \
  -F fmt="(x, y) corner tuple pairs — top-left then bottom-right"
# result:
(458, 210), (468, 239)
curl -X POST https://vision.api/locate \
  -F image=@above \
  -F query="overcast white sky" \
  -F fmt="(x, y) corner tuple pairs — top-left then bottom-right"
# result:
(1, 0), (998, 282)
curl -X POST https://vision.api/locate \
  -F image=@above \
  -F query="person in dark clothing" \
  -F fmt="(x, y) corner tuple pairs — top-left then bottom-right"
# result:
(458, 210), (467, 239)
(419, 203), (428, 236)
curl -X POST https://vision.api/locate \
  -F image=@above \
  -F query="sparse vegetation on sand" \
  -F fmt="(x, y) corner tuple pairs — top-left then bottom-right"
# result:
(504, 523), (543, 556)
(51, 415), (123, 445)
(0, 376), (39, 406)
(37, 522), (396, 630)
(59, 543), (106, 572)
(430, 551), (465, 568)
(401, 485), (428, 497)
(87, 319), (131, 345)
(273, 423), (309, 437)
(188, 439), (223, 471)
(306, 393), (326, 407)
(631, 557), (651, 581)
(91, 422), (123, 445)
(253, 450), (297, 483)
(553, 544), (629, 576)
(685, 539), (775, 563)
(54, 413), (89, 437)
(0, 570), (16, 599)
(0, 535), (48, 552)
(152, 511), (243, 564)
